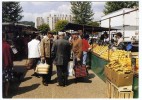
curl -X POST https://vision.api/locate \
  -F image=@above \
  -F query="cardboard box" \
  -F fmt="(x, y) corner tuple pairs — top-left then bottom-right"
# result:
(104, 66), (112, 80)
(111, 71), (133, 87)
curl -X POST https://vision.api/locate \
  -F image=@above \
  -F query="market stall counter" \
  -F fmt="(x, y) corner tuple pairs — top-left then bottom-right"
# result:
(89, 47), (138, 98)
(90, 52), (109, 81)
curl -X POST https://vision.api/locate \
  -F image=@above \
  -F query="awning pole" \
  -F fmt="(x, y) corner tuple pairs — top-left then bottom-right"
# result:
(108, 18), (111, 61)
(92, 26), (93, 50)
(123, 10), (125, 40)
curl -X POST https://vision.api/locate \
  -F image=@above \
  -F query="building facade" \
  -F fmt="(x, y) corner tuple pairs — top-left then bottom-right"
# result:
(35, 14), (73, 30)
(35, 17), (44, 28)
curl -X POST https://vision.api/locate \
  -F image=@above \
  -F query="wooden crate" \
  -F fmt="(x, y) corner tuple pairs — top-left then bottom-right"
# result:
(106, 79), (133, 98)
(111, 84), (133, 98)
(106, 79), (111, 98)
(118, 91), (133, 98)
(110, 79), (132, 92)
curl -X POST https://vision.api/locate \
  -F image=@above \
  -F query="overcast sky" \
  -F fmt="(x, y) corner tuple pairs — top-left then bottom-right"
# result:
(20, 1), (106, 22)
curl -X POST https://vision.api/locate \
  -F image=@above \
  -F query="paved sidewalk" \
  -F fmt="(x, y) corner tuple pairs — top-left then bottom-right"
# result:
(8, 59), (107, 98)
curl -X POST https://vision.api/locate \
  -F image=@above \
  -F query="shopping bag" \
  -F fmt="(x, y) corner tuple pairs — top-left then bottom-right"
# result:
(35, 60), (49, 74)
(68, 61), (74, 76)
(74, 64), (87, 78)
(11, 45), (18, 54)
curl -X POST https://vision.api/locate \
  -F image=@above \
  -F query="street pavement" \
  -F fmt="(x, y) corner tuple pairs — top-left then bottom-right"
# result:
(7, 59), (107, 98)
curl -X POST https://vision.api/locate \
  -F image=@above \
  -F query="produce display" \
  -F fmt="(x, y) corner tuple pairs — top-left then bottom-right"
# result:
(92, 44), (109, 55)
(91, 44), (131, 61)
(109, 50), (131, 61)
(91, 44), (133, 74)
(105, 59), (132, 74)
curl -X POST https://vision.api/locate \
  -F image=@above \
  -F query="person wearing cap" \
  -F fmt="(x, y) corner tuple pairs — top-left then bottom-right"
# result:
(51, 32), (71, 86)
(40, 31), (54, 86)
(71, 31), (82, 66)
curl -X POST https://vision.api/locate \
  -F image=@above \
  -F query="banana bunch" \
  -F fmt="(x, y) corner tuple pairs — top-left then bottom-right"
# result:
(92, 44), (109, 55)
(106, 59), (133, 74)
(95, 45), (105, 54)
(118, 58), (131, 67)
(135, 58), (139, 73)
(109, 50), (131, 61)
(100, 49), (113, 60)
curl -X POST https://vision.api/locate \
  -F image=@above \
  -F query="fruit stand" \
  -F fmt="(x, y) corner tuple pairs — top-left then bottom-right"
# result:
(90, 43), (139, 98)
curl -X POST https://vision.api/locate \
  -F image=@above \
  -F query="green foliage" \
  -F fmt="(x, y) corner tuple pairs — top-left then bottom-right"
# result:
(55, 20), (68, 32)
(2, 2), (23, 22)
(19, 21), (35, 27)
(50, 30), (57, 35)
(88, 21), (100, 27)
(103, 1), (139, 15)
(37, 24), (50, 35)
(70, 1), (94, 25)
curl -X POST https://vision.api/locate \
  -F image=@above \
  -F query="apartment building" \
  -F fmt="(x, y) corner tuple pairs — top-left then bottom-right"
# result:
(35, 14), (73, 30)
(35, 17), (44, 28)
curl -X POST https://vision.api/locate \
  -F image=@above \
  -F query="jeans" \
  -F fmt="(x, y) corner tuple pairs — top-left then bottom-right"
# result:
(82, 51), (87, 65)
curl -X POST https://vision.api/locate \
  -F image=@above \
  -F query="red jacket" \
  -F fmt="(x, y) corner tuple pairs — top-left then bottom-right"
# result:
(82, 39), (89, 52)
(2, 41), (13, 68)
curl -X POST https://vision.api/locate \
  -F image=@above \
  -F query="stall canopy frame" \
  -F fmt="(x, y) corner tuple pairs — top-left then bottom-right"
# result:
(63, 23), (118, 33)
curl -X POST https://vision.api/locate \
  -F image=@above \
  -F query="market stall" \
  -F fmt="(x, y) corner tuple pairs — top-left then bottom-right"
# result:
(63, 22), (138, 98)
(90, 43), (139, 98)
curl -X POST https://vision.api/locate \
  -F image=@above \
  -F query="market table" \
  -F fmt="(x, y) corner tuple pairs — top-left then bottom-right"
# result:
(89, 52), (138, 98)
(90, 52), (109, 81)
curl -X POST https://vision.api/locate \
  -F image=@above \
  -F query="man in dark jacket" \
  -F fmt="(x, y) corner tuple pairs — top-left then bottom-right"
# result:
(52, 32), (71, 86)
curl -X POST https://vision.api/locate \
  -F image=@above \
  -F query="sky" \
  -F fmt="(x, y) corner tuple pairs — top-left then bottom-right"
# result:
(20, 1), (106, 22)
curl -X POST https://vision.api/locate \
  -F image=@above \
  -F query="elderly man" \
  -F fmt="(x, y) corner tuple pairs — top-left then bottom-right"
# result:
(40, 31), (53, 86)
(52, 32), (71, 86)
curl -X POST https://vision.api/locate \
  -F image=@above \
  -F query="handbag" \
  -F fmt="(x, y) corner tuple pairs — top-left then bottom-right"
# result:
(74, 63), (87, 78)
(35, 60), (49, 74)
(11, 45), (18, 54)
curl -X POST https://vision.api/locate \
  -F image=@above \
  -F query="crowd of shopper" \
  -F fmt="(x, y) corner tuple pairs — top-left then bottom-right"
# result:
(2, 30), (125, 97)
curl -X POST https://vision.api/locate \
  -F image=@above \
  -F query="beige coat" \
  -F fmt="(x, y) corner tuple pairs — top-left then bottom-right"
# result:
(72, 38), (82, 59)
(40, 37), (52, 58)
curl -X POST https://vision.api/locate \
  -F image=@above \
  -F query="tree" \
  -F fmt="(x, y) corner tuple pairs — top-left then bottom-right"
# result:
(2, 2), (23, 23)
(19, 21), (35, 27)
(55, 20), (68, 32)
(88, 21), (100, 27)
(70, 1), (94, 25)
(103, 1), (139, 15)
(50, 30), (57, 35)
(37, 24), (50, 35)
